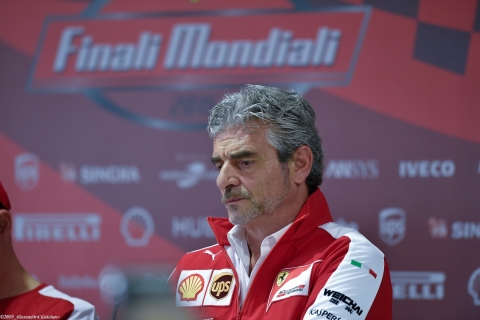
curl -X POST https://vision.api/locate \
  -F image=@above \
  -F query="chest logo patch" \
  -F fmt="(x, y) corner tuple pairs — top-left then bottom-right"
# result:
(209, 272), (234, 300)
(276, 271), (290, 286)
(266, 260), (321, 312)
(178, 273), (205, 301)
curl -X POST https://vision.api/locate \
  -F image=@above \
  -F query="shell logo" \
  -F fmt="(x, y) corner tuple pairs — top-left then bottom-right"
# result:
(178, 273), (205, 301)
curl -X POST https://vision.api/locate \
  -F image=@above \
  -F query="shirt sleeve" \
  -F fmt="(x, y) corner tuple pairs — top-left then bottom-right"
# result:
(302, 233), (392, 320)
(67, 299), (99, 320)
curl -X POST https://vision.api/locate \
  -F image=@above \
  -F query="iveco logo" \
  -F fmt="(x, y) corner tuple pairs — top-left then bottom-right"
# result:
(379, 208), (406, 246)
(399, 160), (455, 178)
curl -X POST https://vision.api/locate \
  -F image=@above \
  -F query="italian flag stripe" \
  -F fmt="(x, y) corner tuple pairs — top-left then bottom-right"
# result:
(351, 260), (377, 278)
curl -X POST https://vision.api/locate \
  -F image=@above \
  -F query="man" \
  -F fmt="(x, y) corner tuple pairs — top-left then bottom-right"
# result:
(169, 85), (392, 319)
(0, 181), (99, 319)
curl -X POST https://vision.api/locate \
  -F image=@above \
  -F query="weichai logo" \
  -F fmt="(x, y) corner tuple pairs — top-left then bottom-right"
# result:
(29, 8), (370, 130)
(31, 8), (369, 90)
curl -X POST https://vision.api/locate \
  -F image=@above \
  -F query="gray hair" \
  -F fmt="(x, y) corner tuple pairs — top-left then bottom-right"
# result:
(207, 84), (324, 193)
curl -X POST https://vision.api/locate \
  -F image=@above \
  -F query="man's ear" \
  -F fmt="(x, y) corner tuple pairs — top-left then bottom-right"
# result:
(290, 145), (313, 185)
(0, 209), (12, 243)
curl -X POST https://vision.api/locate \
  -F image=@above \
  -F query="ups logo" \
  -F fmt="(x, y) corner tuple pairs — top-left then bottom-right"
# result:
(209, 272), (234, 300)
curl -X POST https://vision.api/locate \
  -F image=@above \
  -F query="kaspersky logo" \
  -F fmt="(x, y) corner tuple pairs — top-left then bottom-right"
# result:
(28, 7), (370, 131)
(178, 273), (205, 301)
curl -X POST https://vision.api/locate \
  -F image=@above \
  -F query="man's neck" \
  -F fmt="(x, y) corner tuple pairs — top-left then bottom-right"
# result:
(0, 248), (40, 299)
(244, 188), (309, 274)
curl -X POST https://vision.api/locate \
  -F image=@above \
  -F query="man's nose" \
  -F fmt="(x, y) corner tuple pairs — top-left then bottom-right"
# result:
(216, 161), (240, 191)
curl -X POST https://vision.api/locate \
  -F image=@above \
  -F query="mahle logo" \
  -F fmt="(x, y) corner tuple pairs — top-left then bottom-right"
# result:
(379, 208), (406, 246)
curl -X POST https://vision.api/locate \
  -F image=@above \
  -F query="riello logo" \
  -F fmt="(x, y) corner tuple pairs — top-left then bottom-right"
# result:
(30, 8), (370, 91)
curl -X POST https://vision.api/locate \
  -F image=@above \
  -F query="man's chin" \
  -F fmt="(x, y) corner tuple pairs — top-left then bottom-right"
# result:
(228, 210), (262, 226)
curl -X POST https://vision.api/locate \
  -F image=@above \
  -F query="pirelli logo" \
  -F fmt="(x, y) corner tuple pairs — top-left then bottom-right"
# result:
(30, 8), (370, 91)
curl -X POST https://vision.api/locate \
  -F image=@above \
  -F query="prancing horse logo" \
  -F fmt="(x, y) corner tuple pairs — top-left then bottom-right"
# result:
(276, 270), (290, 286)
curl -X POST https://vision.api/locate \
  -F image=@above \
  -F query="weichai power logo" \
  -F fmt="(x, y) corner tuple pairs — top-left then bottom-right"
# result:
(29, 7), (370, 130)
(209, 272), (233, 300)
(178, 273), (205, 301)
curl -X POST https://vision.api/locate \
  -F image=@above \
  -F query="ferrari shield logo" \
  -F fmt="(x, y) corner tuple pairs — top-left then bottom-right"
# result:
(276, 271), (290, 286)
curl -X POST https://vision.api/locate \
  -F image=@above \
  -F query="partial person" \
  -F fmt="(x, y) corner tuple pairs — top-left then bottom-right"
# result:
(169, 84), (392, 319)
(0, 181), (99, 319)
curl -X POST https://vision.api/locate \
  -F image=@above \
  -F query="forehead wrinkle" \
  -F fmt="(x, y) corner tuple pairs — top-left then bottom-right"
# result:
(227, 149), (257, 160)
(211, 149), (257, 165)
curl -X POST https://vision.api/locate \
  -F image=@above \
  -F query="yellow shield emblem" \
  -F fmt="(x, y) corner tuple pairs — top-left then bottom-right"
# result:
(276, 270), (290, 286)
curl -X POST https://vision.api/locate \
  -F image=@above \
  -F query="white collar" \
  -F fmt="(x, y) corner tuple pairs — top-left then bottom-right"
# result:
(227, 223), (292, 275)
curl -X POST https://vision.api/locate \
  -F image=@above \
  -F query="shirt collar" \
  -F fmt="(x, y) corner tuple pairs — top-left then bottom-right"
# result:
(227, 223), (292, 273)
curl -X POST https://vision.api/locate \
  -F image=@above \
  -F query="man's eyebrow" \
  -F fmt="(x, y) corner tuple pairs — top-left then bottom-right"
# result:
(229, 150), (256, 160)
(211, 155), (221, 165)
(211, 150), (257, 165)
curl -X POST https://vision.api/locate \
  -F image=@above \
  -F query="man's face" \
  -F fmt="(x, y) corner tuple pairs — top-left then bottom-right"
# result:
(212, 126), (291, 226)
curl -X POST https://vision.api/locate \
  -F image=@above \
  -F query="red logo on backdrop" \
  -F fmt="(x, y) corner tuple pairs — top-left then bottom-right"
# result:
(30, 8), (370, 91)
(15, 153), (40, 191)
(428, 217), (448, 238)
(27, 8), (370, 131)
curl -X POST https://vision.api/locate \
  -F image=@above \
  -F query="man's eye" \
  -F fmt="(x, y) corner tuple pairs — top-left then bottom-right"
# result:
(241, 161), (252, 166)
(216, 165), (223, 170)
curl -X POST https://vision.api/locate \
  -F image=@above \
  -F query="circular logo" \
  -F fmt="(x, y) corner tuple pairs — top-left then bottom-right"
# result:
(98, 265), (128, 304)
(120, 206), (155, 247)
(209, 272), (234, 300)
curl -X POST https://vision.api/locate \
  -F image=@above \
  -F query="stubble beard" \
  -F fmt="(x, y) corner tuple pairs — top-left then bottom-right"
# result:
(222, 164), (290, 226)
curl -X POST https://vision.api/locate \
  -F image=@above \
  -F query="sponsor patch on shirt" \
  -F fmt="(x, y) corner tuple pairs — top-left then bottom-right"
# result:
(176, 269), (235, 307)
(176, 270), (212, 307)
(203, 269), (236, 306)
(266, 261), (320, 311)
(308, 308), (342, 319)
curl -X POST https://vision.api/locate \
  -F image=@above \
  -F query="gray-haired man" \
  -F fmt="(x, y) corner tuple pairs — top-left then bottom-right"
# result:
(170, 85), (392, 319)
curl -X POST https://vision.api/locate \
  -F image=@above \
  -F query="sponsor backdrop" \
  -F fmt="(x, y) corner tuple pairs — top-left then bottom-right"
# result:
(0, 0), (479, 319)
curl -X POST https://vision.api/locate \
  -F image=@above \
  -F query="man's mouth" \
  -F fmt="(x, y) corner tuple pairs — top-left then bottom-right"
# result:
(225, 197), (244, 205)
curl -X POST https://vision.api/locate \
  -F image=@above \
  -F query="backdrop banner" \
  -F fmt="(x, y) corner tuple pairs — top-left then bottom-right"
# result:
(0, 0), (479, 319)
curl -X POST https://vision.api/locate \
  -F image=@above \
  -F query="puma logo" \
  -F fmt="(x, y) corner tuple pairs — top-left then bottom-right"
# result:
(204, 250), (221, 261)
